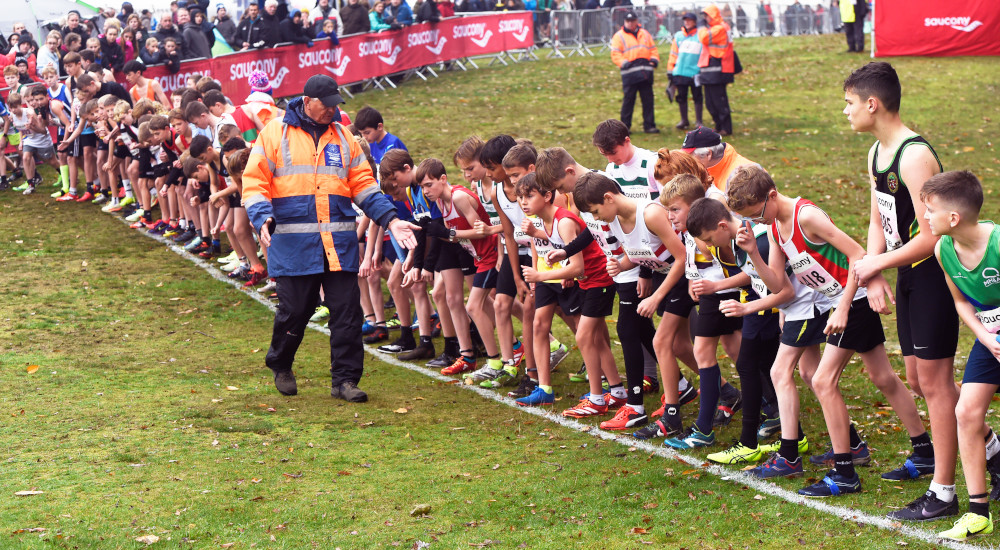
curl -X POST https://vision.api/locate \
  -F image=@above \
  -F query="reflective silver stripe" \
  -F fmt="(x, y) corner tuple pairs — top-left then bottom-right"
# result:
(620, 66), (654, 76)
(251, 145), (276, 173)
(273, 165), (347, 178)
(273, 222), (356, 234)
(243, 193), (269, 207)
(353, 185), (379, 207)
(279, 123), (292, 169)
(349, 153), (366, 169)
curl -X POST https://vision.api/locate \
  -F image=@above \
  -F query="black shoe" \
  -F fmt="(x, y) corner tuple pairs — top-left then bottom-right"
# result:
(399, 341), (436, 361)
(643, 127), (661, 134)
(714, 392), (743, 427)
(0, 176), (9, 190)
(886, 491), (959, 522)
(273, 370), (297, 396)
(881, 455), (935, 481)
(431, 317), (442, 339)
(426, 351), (457, 368)
(383, 296), (395, 309)
(988, 454), (1000, 501)
(633, 417), (682, 440)
(331, 381), (367, 403)
(678, 384), (699, 407)
(675, 120), (690, 130)
(507, 374), (538, 399)
(377, 336), (415, 354)
(363, 325), (388, 344)
(173, 229), (197, 243)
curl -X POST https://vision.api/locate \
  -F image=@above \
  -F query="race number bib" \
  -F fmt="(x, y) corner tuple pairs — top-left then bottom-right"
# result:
(787, 250), (843, 299)
(750, 274), (769, 298)
(458, 239), (480, 260)
(580, 212), (612, 258)
(977, 306), (1000, 335)
(875, 190), (903, 252)
(625, 242), (672, 273)
(684, 234), (702, 281)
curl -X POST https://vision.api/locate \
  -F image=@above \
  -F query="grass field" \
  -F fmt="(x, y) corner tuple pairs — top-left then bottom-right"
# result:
(3, 32), (1000, 549)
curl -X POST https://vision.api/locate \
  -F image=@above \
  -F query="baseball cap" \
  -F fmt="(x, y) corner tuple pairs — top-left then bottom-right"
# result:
(681, 127), (722, 152)
(682, 12), (697, 21)
(303, 75), (344, 108)
(624, 11), (638, 21)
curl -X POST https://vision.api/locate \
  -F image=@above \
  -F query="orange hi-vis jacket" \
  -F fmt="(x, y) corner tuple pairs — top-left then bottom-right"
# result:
(697, 5), (735, 84)
(241, 98), (398, 277)
(610, 25), (659, 84)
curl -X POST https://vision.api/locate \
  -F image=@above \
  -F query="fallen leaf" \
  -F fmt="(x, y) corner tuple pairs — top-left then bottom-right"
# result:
(394, 408), (408, 414)
(630, 527), (648, 534)
(135, 534), (160, 544)
(221, 544), (236, 549)
(250, 478), (262, 483)
(410, 503), (432, 516)
(226, 386), (240, 391)
(26, 365), (39, 374)
(14, 490), (44, 496)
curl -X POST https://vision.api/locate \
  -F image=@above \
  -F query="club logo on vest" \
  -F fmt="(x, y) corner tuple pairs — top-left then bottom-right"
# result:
(887, 171), (898, 193)
(983, 267), (1000, 288)
(324, 144), (343, 168)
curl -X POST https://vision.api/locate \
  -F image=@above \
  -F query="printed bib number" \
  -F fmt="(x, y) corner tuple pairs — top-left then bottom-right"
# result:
(684, 234), (702, 281)
(750, 275), (768, 297)
(625, 245), (671, 273)
(458, 238), (480, 260)
(875, 190), (903, 252)
(581, 213), (612, 258)
(787, 250), (843, 299)
(977, 306), (1000, 335)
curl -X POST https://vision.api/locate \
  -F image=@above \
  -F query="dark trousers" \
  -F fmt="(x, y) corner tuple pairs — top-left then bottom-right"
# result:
(703, 83), (732, 135)
(621, 79), (656, 131)
(845, 19), (864, 52)
(735, 331), (781, 448)
(265, 270), (363, 386)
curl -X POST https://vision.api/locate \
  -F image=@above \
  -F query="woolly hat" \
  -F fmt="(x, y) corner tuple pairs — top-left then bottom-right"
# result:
(248, 70), (273, 94)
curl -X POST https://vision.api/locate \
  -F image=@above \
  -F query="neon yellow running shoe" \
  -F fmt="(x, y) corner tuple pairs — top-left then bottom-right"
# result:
(939, 513), (992, 541)
(120, 196), (136, 207)
(759, 436), (809, 455)
(707, 442), (762, 465)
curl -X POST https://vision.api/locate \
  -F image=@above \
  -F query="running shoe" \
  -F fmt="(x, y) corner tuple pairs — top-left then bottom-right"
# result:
(798, 470), (861, 497)
(13, 182), (29, 192)
(21, 185), (34, 195)
(426, 351), (456, 368)
(243, 269), (269, 288)
(632, 417), (683, 440)
(603, 392), (627, 410)
(441, 355), (476, 376)
(568, 363), (587, 383)
(398, 341), (436, 361)
(125, 208), (146, 223)
(748, 454), (803, 479)
(50, 189), (64, 198)
(810, 441), (871, 467)
(56, 192), (78, 202)
(464, 366), (506, 385)
(383, 296), (395, 309)
(515, 386), (554, 407)
(652, 385), (698, 418)
(757, 415), (782, 440)
(385, 314), (401, 330)
(120, 196), (136, 207)
(101, 201), (120, 213)
(310, 306), (330, 322)
(377, 337), (415, 354)
(218, 251), (238, 264)
(431, 316), (442, 339)
(759, 437), (809, 456)
(886, 491), (959, 522)
(361, 319), (377, 336)
(707, 442), (762, 465)
(190, 241), (212, 255)
(507, 375), (538, 399)
(129, 219), (147, 229)
(222, 259), (243, 273)
(881, 455), (935, 481)
(257, 279), (277, 294)
(550, 343), (569, 369)
(183, 236), (204, 251)
(562, 398), (609, 418)
(363, 325), (388, 344)
(147, 221), (169, 235)
(713, 392), (744, 427)
(0, 176), (9, 191)
(664, 426), (715, 449)
(938, 513), (993, 541)
(480, 362), (518, 389)
(988, 454), (1000, 501)
(599, 405), (648, 431)
(228, 265), (252, 281)
(642, 376), (658, 394)
(75, 191), (94, 202)
(511, 340), (525, 367)
(92, 194), (107, 204)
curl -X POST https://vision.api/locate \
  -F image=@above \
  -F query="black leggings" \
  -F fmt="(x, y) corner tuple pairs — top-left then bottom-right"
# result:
(736, 332), (780, 447)
(617, 281), (657, 407)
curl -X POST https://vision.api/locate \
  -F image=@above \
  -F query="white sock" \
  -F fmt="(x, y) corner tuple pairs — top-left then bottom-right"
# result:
(986, 431), (1000, 460)
(678, 376), (691, 392)
(589, 393), (606, 406)
(122, 179), (132, 192)
(69, 186), (77, 194)
(929, 481), (956, 503)
(631, 404), (645, 415)
(609, 385), (627, 399)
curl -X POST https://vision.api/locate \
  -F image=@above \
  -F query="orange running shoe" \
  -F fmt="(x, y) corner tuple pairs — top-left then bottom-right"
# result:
(599, 404), (649, 430)
(441, 355), (476, 376)
(562, 398), (609, 418)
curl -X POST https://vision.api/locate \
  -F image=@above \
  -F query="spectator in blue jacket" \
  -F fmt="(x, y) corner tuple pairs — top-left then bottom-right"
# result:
(382, 0), (413, 28)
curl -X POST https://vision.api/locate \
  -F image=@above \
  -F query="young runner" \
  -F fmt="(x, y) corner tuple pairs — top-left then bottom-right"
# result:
(843, 61), (960, 520)
(922, 171), (1000, 540)
(727, 164), (931, 498)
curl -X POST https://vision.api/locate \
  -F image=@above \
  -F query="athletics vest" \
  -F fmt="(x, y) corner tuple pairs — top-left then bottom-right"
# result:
(607, 147), (658, 200)
(610, 200), (675, 274)
(939, 222), (1000, 335)
(495, 181), (531, 255)
(872, 135), (942, 259)
(442, 185), (498, 271)
(772, 198), (865, 301)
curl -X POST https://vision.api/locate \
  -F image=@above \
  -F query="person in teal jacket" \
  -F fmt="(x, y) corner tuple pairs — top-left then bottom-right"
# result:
(666, 12), (703, 129)
(369, 1), (392, 32)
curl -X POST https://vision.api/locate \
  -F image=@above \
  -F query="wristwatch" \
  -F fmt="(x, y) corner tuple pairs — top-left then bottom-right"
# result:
(448, 228), (457, 242)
